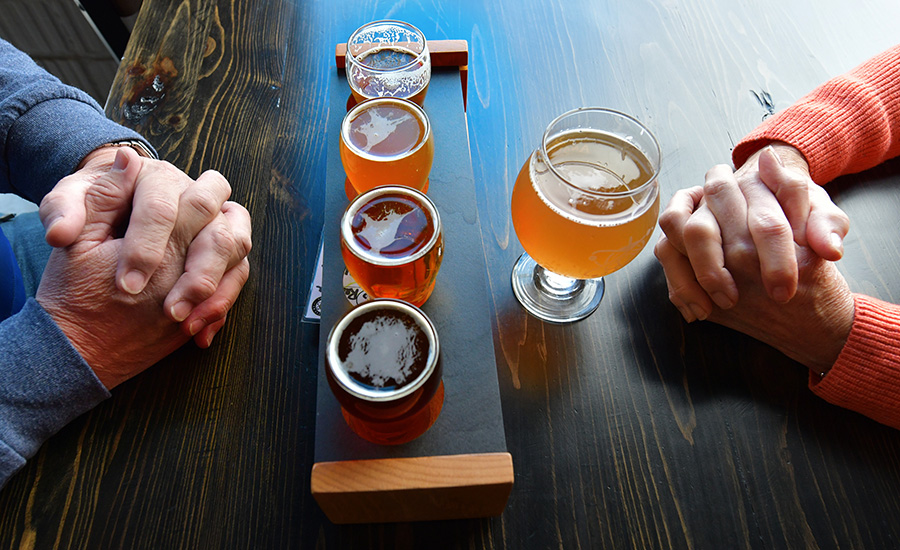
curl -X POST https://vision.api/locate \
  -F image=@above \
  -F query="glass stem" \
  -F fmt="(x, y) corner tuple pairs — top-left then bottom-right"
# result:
(532, 264), (584, 299)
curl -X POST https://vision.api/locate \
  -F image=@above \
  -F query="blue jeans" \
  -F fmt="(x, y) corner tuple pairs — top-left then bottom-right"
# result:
(0, 211), (51, 297)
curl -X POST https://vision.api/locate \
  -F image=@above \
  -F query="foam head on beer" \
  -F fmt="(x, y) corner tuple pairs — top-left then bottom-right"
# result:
(328, 299), (439, 401)
(346, 19), (431, 105)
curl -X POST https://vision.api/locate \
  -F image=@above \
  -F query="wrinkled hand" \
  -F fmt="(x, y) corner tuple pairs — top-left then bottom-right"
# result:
(657, 145), (849, 317)
(654, 156), (854, 373)
(35, 149), (251, 388)
(38, 146), (251, 346)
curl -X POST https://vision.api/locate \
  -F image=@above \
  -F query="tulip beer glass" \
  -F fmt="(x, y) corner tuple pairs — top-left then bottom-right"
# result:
(341, 185), (443, 307)
(346, 20), (431, 106)
(326, 299), (443, 445)
(339, 97), (434, 197)
(510, 108), (661, 323)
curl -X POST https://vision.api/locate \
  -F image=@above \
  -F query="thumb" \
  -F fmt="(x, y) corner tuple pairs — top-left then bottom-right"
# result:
(80, 148), (143, 242)
(758, 145), (810, 246)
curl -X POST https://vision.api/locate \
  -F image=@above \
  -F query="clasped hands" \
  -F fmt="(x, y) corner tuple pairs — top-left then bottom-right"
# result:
(654, 144), (854, 374)
(35, 147), (252, 389)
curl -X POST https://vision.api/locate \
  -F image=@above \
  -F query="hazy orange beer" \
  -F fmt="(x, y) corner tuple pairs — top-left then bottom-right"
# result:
(509, 108), (661, 323)
(346, 20), (431, 106)
(325, 299), (443, 445)
(341, 185), (443, 306)
(510, 130), (659, 280)
(339, 97), (434, 197)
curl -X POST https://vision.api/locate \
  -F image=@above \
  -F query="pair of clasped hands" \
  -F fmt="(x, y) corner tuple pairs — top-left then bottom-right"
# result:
(35, 146), (251, 390)
(655, 143), (853, 375)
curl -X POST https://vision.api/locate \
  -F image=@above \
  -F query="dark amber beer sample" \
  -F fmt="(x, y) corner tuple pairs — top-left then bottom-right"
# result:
(326, 299), (443, 445)
(339, 97), (434, 197)
(346, 20), (431, 105)
(341, 185), (443, 306)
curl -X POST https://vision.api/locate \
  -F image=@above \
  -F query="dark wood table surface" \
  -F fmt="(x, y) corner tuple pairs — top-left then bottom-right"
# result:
(3, 1), (900, 548)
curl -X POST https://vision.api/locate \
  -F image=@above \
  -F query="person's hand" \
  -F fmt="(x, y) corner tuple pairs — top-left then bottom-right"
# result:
(38, 146), (251, 346)
(35, 149), (249, 388)
(657, 145), (849, 317)
(655, 163), (854, 374)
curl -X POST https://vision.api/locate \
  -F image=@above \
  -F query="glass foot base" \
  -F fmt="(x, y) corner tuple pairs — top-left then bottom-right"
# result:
(510, 253), (604, 323)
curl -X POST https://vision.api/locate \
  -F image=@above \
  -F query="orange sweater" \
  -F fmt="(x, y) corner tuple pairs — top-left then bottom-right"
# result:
(732, 45), (900, 429)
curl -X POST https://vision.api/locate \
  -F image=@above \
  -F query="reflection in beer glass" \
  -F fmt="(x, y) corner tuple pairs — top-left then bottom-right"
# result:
(346, 20), (431, 106)
(510, 108), (661, 323)
(326, 299), (443, 445)
(341, 186), (443, 307)
(340, 97), (434, 198)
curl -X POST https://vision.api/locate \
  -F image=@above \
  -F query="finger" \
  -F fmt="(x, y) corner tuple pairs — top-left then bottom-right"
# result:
(658, 186), (704, 255)
(806, 184), (850, 261)
(681, 199), (738, 310)
(169, 169), (232, 244)
(735, 164), (798, 303)
(182, 258), (250, 338)
(77, 148), (143, 241)
(39, 148), (140, 247)
(116, 159), (192, 294)
(194, 317), (228, 349)
(39, 176), (91, 248)
(757, 146), (810, 246)
(654, 235), (714, 321)
(164, 201), (252, 322)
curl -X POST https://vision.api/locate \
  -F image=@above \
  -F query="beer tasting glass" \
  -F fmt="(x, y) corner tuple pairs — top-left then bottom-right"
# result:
(510, 108), (661, 323)
(346, 19), (431, 106)
(339, 97), (434, 198)
(341, 185), (443, 307)
(326, 299), (443, 445)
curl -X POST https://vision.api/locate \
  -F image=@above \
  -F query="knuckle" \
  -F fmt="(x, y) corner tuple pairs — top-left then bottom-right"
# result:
(724, 240), (758, 269)
(694, 271), (724, 290)
(657, 209), (680, 235)
(703, 170), (735, 197)
(682, 218), (718, 244)
(145, 197), (180, 227)
(185, 188), (222, 220)
(190, 274), (220, 301)
(127, 239), (167, 267)
(208, 223), (237, 255)
(748, 210), (790, 239)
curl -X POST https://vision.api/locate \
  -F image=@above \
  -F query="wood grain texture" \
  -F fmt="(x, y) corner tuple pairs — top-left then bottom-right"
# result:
(311, 453), (514, 523)
(1, 0), (900, 548)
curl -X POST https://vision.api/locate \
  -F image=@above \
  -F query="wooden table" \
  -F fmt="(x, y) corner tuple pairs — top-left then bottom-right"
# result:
(3, 0), (900, 547)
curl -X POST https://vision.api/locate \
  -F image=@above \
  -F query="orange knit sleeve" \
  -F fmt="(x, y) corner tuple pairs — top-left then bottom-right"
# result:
(810, 294), (900, 429)
(733, 45), (900, 184)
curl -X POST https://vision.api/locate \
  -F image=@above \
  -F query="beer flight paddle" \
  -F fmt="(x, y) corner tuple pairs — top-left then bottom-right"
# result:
(311, 32), (513, 523)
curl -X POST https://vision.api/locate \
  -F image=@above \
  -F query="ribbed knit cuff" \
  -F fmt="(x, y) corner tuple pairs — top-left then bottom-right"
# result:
(810, 294), (900, 428)
(733, 45), (900, 185)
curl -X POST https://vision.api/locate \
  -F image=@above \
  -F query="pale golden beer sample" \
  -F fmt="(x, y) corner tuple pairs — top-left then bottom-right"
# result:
(339, 97), (434, 197)
(346, 20), (431, 105)
(511, 130), (659, 280)
(349, 46), (430, 106)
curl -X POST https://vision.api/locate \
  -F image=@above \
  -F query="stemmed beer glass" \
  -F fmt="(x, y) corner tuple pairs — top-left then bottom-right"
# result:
(510, 108), (661, 323)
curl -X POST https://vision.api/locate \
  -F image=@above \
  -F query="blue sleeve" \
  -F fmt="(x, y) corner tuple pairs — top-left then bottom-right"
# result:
(0, 38), (156, 203)
(0, 299), (110, 489)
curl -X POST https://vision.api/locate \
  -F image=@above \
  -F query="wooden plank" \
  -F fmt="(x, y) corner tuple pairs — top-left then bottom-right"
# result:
(311, 452), (514, 523)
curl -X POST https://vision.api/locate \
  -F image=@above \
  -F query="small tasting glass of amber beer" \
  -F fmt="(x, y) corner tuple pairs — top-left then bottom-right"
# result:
(326, 299), (443, 445)
(340, 97), (434, 197)
(346, 19), (431, 106)
(341, 185), (443, 307)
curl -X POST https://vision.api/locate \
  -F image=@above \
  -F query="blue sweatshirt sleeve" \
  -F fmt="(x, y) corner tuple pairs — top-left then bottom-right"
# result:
(0, 299), (110, 489)
(0, 37), (156, 203)
(0, 39), (148, 489)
